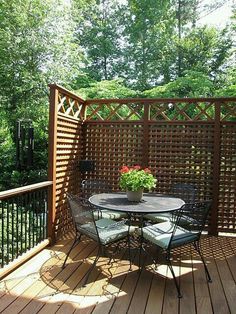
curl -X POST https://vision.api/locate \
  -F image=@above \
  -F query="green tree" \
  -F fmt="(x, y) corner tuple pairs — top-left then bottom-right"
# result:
(143, 70), (214, 97)
(75, 0), (122, 81)
(121, 0), (171, 90)
(76, 79), (139, 99)
(0, 0), (83, 189)
(176, 27), (232, 81)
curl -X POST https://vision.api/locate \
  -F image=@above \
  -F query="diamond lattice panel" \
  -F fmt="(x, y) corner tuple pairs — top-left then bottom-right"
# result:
(220, 102), (236, 121)
(57, 93), (84, 119)
(86, 102), (144, 121)
(150, 102), (215, 121)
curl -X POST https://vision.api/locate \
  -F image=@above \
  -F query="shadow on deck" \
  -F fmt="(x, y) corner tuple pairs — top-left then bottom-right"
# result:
(0, 234), (236, 314)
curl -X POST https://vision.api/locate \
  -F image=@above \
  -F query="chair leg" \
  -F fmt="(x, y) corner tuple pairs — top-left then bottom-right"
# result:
(138, 215), (144, 270)
(152, 247), (159, 270)
(128, 235), (132, 271)
(193, 241), (212, 282)
(138, 236), (143, 270)
(126, 217), (132, 271)
(83, 246), (101, 286)
(62, 234), (81, 269)
(107, 242), (120, 264)
(166, 252), (182, 298)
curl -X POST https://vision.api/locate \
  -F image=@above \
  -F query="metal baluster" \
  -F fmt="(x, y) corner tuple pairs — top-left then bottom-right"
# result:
(38, 190), (41, 243)
(39, 189), (43, 241)
(41, 189), (44, 241)
(1, 200), (4, 267)
(43, 189), (47, 239)
(20, 195), (23, 254)
(16, 196), (19, 258)
(32, 191), (35, 247)
(6, 200), (10, 265)
(11, 198), (14, 261)
(24, 194), (27, 251)
(28, 193), (32, 249)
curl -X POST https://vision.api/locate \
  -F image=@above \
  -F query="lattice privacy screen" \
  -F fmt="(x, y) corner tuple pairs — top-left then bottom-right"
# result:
(49, 85), (236, 237)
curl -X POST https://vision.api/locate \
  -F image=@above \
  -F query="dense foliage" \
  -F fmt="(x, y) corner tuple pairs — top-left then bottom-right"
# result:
(0, 0), (235, 191)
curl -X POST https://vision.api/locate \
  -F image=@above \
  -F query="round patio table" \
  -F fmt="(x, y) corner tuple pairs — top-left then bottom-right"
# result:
(89, 192), (185, 214)
(89, 192), (185, 269)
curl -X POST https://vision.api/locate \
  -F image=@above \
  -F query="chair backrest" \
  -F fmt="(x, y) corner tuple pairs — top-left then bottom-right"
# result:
(170, 183), (196, 203)
(169, 201), (211, 249)
(81, 179), (112, 198)
(67, 193), (99, 242)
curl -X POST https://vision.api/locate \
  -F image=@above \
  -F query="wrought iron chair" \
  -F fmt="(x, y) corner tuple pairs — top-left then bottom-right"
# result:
(141, 201), (212, 298)
(81, 179), (127, 220)
(62, 193), (133, 285)
(144, 183), (196, 223)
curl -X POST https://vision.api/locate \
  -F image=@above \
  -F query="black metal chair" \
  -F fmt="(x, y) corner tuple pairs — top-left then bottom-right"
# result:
(144, 183), (196, 223)
(171, 183), (196, 202)
(81, 179), (127, 220)
(141, 201), (212, 298)
(81, 179), (111, 198)
(62, 193), (133, 285)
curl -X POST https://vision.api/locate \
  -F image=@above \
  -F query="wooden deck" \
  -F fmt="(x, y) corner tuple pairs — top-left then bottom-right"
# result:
(0, 234), (236, 314)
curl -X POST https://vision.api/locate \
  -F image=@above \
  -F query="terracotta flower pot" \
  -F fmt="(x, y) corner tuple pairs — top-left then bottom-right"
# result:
(126, 189), (143, 202)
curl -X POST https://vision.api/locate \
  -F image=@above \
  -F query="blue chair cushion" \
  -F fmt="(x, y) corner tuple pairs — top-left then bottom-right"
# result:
(144, 212), (172, 222)
(80, 218), (135, 245)
(142, 221), (198, 249)
(144, 212), (199, 227)
(93, 210), (127, 220)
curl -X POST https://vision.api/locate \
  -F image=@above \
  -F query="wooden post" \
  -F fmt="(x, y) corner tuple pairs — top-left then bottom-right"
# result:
(209, 102), (221, 235)
(142, 103), (150, 168)
(47, 85), (58, 244)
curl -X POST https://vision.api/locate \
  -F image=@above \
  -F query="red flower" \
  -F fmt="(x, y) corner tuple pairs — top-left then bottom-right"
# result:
(133, 165), (141, 170)
(120, 166), (129, 173)
(144, 168), (151, 173)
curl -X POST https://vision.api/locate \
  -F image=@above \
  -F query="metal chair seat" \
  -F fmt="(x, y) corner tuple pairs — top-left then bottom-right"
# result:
(62, 194), (134, 286)
(141, 201), (212, 298)
(144, 183), (197, 223)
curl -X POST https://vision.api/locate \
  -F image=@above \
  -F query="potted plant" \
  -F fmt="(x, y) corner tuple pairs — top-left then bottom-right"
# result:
(119, 165), (157, 201)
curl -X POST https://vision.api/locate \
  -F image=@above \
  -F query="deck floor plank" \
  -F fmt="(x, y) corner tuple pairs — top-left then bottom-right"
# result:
(108, 253), (141, 314)
(179, 246), (196, 314)
(0, 235), (235, 314)
(207, 237), (231, 314)
(127, 266), (153, 314)
(0, 238), (71, 300)
(192, 239), (213, 314)
(17, 240), (96, 314)
(0, 240), (77, 314)
(224, 237), (236, 282)
(89, 251), (131, 314)
(213, 237), (236, 314)
(0, 250), (57, 313)
(36, 243), (98, 314)
(162, 267), (180, 314)
(144, 266), (166, 314)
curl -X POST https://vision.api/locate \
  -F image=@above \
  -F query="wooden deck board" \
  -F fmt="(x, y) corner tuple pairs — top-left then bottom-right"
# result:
(0, 235), (235, 314)
(192, 241), (213, 314)
(18, 241), (97, 314)
(207, 237), (231, 314)
(179, 246), (196, 314)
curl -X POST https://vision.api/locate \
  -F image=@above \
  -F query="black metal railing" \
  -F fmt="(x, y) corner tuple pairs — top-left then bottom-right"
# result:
(0, 182), (52, 268)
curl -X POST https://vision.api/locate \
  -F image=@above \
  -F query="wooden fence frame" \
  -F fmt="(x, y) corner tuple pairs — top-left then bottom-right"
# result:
(48, 84), (236, 241)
